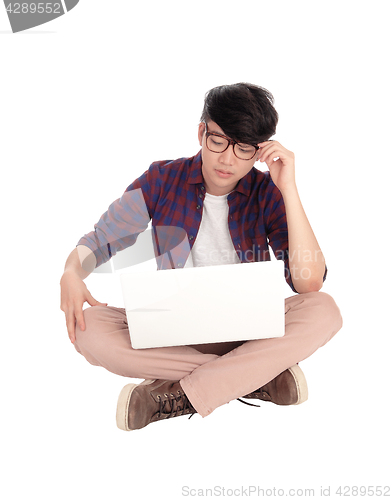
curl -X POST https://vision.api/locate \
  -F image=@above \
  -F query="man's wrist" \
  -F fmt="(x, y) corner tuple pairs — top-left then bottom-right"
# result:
(62, 267), (86, 282)
(280, 182), (299, 202)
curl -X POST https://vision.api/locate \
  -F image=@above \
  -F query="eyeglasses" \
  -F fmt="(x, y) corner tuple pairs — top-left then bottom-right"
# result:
(204, 122), (259, 160)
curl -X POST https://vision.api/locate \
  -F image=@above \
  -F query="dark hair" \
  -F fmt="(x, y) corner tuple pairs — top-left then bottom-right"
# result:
(200, 83), (278, 145)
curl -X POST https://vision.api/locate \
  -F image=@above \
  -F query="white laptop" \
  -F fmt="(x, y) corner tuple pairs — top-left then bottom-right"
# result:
(120, 260), (285, 349)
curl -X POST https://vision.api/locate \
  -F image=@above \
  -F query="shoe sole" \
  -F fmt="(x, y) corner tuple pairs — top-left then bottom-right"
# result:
(288, 364), (308, 404)
(116, 379), (155, 431)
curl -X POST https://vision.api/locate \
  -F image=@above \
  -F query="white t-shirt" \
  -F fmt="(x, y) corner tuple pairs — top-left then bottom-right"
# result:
(185, 192), (241, 268)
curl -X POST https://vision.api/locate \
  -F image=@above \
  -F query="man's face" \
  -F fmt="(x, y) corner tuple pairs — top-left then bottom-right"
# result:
(198, 121), (261, 196)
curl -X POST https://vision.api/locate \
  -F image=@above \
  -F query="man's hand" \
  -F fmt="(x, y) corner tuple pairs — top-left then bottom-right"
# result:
(257, 140), (296, 193)
(60, 270), (107, 344)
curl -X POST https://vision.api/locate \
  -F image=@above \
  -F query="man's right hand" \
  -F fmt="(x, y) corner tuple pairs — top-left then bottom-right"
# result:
(60, 270), (107, 344)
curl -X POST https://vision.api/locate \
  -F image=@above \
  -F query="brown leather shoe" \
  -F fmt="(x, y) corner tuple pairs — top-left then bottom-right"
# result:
(116, 379), (197, 431)
(241, 364), (308, 406)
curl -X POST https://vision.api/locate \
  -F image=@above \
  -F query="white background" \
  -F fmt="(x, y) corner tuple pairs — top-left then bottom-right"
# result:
(1, 1), (391, 499)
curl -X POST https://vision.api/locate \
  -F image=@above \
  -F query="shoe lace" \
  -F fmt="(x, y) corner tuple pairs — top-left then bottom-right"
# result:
(238, 387), (272, 406)
(156, 391), (196, 420)
(237, 398), (260, 408)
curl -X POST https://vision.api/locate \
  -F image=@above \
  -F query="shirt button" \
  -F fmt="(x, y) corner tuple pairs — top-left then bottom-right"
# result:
(177, 263), (183, 268)
(201, 186), (205, 191)
(189, 235), (194, 240)
(237, 244), (241, 249)
(198, 193), (203, 199)
(196, 204), (201, 209)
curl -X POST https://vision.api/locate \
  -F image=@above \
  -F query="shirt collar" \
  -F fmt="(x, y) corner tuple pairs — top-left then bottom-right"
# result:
(187, 150), (254, 197)
(186, 151), (204, 185)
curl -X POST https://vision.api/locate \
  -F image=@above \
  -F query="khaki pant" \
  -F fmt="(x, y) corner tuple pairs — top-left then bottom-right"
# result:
(74, 291), (342, 417)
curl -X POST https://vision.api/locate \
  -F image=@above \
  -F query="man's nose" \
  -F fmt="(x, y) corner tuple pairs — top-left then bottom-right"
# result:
(219, 145), (236, 165)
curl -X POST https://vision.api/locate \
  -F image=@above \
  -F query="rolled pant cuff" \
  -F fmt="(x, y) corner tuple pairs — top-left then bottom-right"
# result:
(180, 375), (212, 418)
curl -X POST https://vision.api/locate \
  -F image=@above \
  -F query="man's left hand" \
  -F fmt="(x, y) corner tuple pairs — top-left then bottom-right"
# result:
(257, 141), (296, 193)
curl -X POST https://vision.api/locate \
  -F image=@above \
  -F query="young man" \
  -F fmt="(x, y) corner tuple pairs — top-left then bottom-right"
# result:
(60, 83), (342, 431)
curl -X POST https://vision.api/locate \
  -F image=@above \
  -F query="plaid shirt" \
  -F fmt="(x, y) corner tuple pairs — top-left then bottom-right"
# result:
(78, 151), (321, 292)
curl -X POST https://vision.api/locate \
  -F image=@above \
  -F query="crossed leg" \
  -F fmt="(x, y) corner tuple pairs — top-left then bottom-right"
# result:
(74, 291), (343, 417)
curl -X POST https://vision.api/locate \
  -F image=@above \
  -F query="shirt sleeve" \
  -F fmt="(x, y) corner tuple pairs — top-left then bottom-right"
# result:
(264, 175), (327, 293)
(77, 184), (151, 269)
(263, 176), (296, 292)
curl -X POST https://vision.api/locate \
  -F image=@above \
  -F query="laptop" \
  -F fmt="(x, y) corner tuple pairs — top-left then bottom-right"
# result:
(120, 260), (285, 349)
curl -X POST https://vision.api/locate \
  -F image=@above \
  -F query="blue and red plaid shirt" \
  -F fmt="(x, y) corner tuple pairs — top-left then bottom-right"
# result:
(78, 151), (326, 292)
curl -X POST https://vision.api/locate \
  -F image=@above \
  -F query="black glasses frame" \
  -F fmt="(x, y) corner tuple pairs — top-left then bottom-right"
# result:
(204, 122), (260, 160)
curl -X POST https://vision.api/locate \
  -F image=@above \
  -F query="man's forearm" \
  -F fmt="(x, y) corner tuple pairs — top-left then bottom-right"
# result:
(63, 245), (97, 281)
(281, 186), (326, 293)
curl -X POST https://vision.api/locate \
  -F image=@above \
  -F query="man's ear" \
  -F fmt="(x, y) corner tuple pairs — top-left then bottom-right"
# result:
(198, 122), (205, 147)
